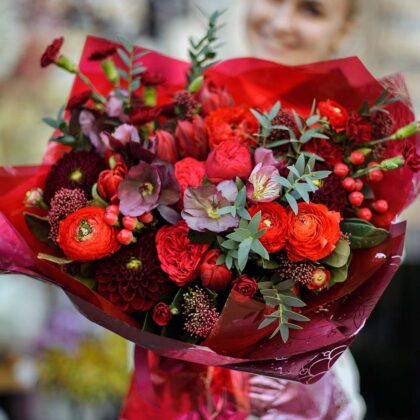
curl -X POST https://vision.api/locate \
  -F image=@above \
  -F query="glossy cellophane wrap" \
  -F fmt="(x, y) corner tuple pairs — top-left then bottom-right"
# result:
(0, 36), (418, 418)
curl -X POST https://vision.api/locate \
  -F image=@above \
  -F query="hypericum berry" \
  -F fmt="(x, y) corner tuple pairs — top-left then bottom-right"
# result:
(349, 191), (364, 207)
(106, 204), (120, 215)
(357, 208), (372, 221)
(103, 211), (119, 226)
(139, 212), (154, 224)
(122, 216), (138, 231)
(342, 177), (356, 191)
(117, 229), (134, 245)
(334, 163), (349, 178)
(354, 179), (364, 191)
(368, 169), (383, 182)
(372, 199), (389, 213)
(350, 151), (365, 165)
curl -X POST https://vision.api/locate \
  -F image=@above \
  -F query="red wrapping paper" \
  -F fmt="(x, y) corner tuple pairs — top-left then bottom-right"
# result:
(0, 36), (418, 417)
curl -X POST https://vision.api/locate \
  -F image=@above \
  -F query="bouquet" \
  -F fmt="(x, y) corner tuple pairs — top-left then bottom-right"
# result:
(0, 11), (419, 418)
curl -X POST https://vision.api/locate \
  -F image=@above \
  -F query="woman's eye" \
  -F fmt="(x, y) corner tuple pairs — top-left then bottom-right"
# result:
(300, 1), (324, 17)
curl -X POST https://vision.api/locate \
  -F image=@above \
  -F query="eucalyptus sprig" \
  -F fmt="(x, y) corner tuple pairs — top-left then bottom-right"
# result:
(217, 212), (269, 272)
(216, 186), (251, 220)
(258, 278), (310, 343)
(274, 154), (331, 214)
(187, 9), (225, 86)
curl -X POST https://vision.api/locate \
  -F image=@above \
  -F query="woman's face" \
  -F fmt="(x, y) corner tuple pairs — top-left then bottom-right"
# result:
(247, 0), (353, 65)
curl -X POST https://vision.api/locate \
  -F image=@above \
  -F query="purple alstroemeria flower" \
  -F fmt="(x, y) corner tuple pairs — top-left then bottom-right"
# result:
(79, 110), (102, 153)
(182, 185), (239, 232)
(246, 162), (281, 202)
(118, 160), (180, 220)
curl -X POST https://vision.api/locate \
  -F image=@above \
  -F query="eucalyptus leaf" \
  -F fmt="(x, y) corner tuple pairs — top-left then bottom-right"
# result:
(340, 219), (389, 249)
(38, 253), (72, 265)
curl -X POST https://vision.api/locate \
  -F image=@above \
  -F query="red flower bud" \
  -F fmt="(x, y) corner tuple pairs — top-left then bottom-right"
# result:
(97, 163), (128, 203)
(117, 229), (135, 245)
(200, 249), (232, 291)
(122, 216), (138, 231)
(198, 81), (233, 115)
(40, 36), (64, 68)
(232, 275), (258, 298)
(104, 211), (119, 226)
(106, 204), (120, 215)
(152, 302), (173, 326)
(308, 267), (331, 290)
(139, 212), (154, 224)
(154, 130), (178, 163)
(175, 115), (208, 160)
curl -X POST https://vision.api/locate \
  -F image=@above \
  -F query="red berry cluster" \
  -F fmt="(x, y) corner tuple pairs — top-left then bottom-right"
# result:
(103, 205), (154, 245)
(333, 153), (388, 221)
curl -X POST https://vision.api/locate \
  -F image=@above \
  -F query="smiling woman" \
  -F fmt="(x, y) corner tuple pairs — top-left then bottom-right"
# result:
(246, 0), (358, 65)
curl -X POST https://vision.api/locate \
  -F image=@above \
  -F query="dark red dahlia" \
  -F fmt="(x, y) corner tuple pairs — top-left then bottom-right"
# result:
(48, 188), (88, 242)
(43, 150), (106, 204)
(311, 173), (348, 212)
(40, 36), (64, 68)
(88, 46), (117, 61)
(403, 143), (420, 172)
(370, 111), (395, 139)
(96, 233), (173, 313)
(268, 110), (298, 145)
(304, 139), (343, 167)
(346, 112), (372, 144)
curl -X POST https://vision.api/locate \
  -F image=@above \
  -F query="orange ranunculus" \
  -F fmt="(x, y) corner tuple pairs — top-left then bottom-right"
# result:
(248, 202), (288, 253)
(57, 206), (121, 261)
(286, 203), (341, 262)
(204, 106), (258, 148)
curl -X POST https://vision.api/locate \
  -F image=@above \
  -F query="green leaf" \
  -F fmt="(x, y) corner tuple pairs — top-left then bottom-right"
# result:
(24, 212), (52, 245)
(225, 254), (233, 269)
(285, 193), (298, 214)
(117, 36), (134, 53)
(288, 165), (300, 178)
(238, 237), (252, 270)
(237, 207), (251, 220)
(261, 289), (277, 297)
(295, 154), (306, 175)
(294, 183), (310, 203)
(259, 259), (279, 269)
(340, 219), (389, 249)
(258, 316), (276, 330)
(279, 295), (306, 308)
(42, 117), (59, 129)
(269, 101), (281, 119)
(292, 110), (303, 132)
(275, 279), (296, 291)
(328, 256), (352, 287)
(273, 176), (292, 189)
(131, 79), (141, 91)
(264, 296), (281, 306)
(216, 253), (226, 265)
(279, 324), (289, 342)
(188, 230), (217, 244)
(117, 67), (129, 81)
(312, 170), (331, 180)
(251, 239), (269, 260)
(117, 48), (131, 67)
(266, 139), (293, 149)
(91, 183), (108, 208)
(283, 309), (310, 322)
(38, 253), (72, 265)
(221, 239), (237, 250)
(217, 206), (235, 216)
(306, 115), (320, 126)
(248, 211), (262, 234)
(322, 239), (351, 268)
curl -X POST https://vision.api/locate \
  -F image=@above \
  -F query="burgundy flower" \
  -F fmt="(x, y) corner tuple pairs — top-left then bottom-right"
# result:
(66, 90), (92, 110)
(304, 139), (343, 167)
(129, 106), (161, 125)
(154, 130), (178, 163)
(198, 81), (233, 115)
(311, 173), (348, 212)
(371, 111), (395, 139)
(96, 233), (172, 313)
(174, 91), (199, 121)
(267, 109), (298, 146)
(40, 36), (64, 68)
(142, 71), (166, 87)
(346, 112), (372, 144)
(88, 46), (117, 61)
(403, 143), (420, 172)
(200, 249), (232, 291)
(152, 303), (173, 326)
(118, 160), (180, 218)
(175, 115), (208, 160)
(97, 163), (128, 203)
(232, 275), (258, 298)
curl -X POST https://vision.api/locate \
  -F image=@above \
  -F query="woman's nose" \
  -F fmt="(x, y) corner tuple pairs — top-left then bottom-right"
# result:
(269, 3), (297, 34)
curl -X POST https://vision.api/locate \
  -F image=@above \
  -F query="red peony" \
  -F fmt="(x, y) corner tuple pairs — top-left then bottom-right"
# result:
(155, 221), (209, 286)
(318, 99), (349, 131)
(57, 206), (121, 261)
(175, 157), (206, 195)
(152, 303), (173, 326)
(286, 202), (341, 262)
(304, 138), (343, 166)
(205, 139), (253, 183)
(97, 163), (128, 203)
(40, 37), (64, 68)
(346, 112), (372, 143)
(205, 106), (258, 148)
(232, 275), (258, 298)
(200, 249), (232, 291)
(248, 202), (288, 253)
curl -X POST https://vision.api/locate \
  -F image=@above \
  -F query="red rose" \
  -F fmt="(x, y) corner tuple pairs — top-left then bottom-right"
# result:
(205, 140), (253, 183)
(346, 112), (372, 143)
(403, 143), (420, 172)
(175, 157), (206, 195)
(232, 275), (258, 298)
(175, 115), (209, 160)
(155, 221), (209, 286)
(57, 207), (121, 261)
(200, 249), (232, 291)
(40, 36), (64, 68)
(248, 202), (288, 253)
(97, 163), (128, 203)
(318, 99), (349, 131)
(155, 130), (178, 163)
(198, 81), (233, 115)
(304, 139), (343, 166)
(205, 106), (258, 148)
(286, 202), (341, 262)
(152, 302), (173, 326)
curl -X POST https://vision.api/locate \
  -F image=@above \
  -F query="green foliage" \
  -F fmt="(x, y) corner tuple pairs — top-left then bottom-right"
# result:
(340, 218), (389, 249)
(322, 239), (351, 268)
(327, 256), (352, 288)
(216, 186), (251, 220)
(359, 89), (403, 117)
(37, 252), (73, 265)
(187, 9), (225, 84)
(24, 212), (53, 246)
(258, 278), (309, 343)
(273, 154), (331, 214)
(218, 212), (269, 272)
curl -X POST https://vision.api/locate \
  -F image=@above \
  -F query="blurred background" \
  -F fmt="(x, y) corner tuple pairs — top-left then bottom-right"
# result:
(0, 0), (418, 419)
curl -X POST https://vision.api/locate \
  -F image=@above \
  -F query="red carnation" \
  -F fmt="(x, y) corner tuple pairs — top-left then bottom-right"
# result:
(205, 106), (258, 148)
(152, 303), (173, 326)
(141, 71), (166, 86)
(304, 139), (343, 167)
(346, 112), (372, 143)
(248, 202), (288, 253)
(155, 221), (209, 286)
(403, 143), (420, 172)
(88, 46), (117, 61)
(232, 275), (258, 298)
(66, 90), (92, 110)
(97, 163), (128, 203)
(318, 99), (349, 131)
(40, 36), (64, 68)
(200, 249), (232, 291)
